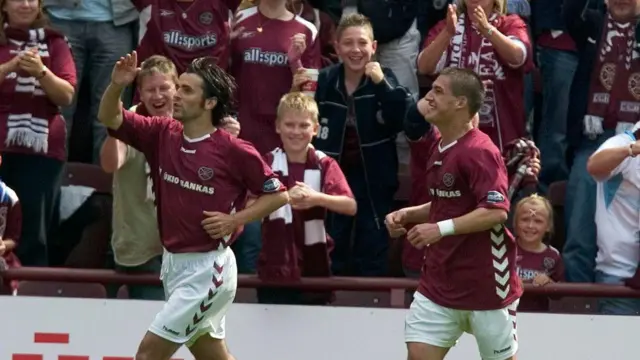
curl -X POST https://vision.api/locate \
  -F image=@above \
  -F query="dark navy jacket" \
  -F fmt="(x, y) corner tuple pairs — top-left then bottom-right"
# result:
(313, 63), (413, 200)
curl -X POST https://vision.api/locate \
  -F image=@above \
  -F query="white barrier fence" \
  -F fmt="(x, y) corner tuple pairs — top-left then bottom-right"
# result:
(1, 296), (639, 360)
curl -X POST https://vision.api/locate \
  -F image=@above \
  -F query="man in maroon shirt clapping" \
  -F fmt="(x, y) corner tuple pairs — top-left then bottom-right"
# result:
(98, 52), (288, 360)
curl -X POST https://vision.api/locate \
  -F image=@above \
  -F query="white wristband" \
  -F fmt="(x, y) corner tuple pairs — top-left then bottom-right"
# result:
(437, 219), (456, 237)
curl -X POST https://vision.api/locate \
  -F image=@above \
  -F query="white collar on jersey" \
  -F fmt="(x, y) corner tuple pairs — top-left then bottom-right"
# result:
(438, 140), (458, 153)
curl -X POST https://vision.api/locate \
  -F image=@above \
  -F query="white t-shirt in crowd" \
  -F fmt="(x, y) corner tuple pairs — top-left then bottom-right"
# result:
(593, 131), (640, 278)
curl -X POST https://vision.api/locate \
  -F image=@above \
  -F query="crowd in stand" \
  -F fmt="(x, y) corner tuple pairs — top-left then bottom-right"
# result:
(1, 0), (640, 315)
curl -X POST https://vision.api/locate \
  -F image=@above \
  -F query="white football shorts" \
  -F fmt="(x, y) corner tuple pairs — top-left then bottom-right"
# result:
(405, 292), (519, 360)
(149, 247), (237, 347)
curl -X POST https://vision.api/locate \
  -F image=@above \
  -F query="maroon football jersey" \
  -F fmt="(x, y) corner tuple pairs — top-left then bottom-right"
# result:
(134, 0), (240, 73)
(108, 110), (284, 253)
(516, 244), (564, 312)
(231, 7), (322, 154)
(417, 128), (522, 310)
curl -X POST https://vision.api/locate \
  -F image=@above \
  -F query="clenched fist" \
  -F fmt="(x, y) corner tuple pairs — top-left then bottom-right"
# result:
(365, 62), (384, 84)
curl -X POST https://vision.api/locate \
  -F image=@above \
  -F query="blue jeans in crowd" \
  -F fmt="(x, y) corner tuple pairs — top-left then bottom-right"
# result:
(595, 271), (640, 315)
(563, 130), (615, 283)
(536, 47), (579, 191)
(233, 220), (262, 274)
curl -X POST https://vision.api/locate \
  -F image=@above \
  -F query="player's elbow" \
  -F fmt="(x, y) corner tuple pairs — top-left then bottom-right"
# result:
(344, 198), (357, 216)
(586, 156), (609, 181)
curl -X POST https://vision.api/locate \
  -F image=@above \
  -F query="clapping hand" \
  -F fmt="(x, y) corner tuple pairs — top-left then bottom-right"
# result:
(18, 48), (44, 77)
(445, 4), (458, 35)
(0, 239), (5, 256)
(470, 6), (491, 35)
(111, 51), (140, 87)
(289, 181), (320, 210)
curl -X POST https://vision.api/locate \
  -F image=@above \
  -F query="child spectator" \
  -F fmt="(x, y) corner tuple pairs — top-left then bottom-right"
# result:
(258, 92), (356, 304)
(0, 155), (22, 295)
(514, 194), (564, 312)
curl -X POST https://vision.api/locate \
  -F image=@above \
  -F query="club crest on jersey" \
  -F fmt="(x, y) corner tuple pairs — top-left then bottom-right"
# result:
(543, 257), (555, 270)
(487, 190), (505, 203)
(199, 12), (213, 25)
(263, 178), (282, 193)
(198, 166), (214, 181)
(442, 173), (455, 188)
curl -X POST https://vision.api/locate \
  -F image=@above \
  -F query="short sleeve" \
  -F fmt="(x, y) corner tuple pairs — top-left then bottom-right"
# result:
(107, 109), (170, 157)
(231, 140), (286, 195)
(49, 37), (77, 88)
(321, 157), (353, 198)
(593, 132), (637, 181)
(500, 15), (531, 68)
(463, 145), (510, 213)
(131, 0), (152, 11)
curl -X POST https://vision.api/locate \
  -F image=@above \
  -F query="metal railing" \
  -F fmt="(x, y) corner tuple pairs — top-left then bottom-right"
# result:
(3, 267), (640, 308)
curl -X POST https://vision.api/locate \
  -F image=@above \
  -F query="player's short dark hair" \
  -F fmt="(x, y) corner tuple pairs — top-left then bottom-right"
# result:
(185, 57), (237, 126)
(440, 67), (485, 117)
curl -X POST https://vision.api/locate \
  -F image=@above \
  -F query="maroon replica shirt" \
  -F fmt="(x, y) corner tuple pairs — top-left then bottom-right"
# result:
(134, 0), (240, 72)
(231, 7), (321, 154)
(516, 244), (564, 311)
(418, 128), (522, 310)
(0, 35), (76, 161)
(108, 110), (284, 253)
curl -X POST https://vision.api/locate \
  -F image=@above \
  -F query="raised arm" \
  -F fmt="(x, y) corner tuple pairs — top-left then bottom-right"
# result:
(98, 52), (140, 130)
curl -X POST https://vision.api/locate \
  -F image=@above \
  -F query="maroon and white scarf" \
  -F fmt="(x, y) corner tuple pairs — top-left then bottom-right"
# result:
(447, 13), (501, 124)
(258, 147), (331, 281)
(4, 25), (63, 154)
(584, 15), (640, 137)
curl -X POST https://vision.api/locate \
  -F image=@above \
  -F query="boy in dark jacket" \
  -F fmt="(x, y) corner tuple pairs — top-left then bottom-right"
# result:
(293, 13), (413, 276)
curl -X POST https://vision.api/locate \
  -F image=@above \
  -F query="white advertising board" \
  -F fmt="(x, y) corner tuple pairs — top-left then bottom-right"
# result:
(0, 296), (638, 360)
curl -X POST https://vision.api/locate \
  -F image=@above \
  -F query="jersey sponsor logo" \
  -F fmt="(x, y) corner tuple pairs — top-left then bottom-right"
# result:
(159, 9), (174, 16)
(243, 48), (288, 67)
(429, 188), (461, 198)
(163, 31), (217, 51)
(162, 171), (215, 195)
(263, 178), (283, 193)
(487, 190), (505, 203)
(517, 267), (542, 280)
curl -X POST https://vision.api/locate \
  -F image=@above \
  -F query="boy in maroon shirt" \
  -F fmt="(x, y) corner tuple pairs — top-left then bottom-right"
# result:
(258, 92), (356, 304)
(98, 52), (288, 360)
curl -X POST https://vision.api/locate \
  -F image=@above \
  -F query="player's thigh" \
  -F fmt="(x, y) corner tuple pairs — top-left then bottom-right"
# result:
(405, 292), (464, 358)
(135, 330), (181, 360)
(469, 300), (519, 360)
